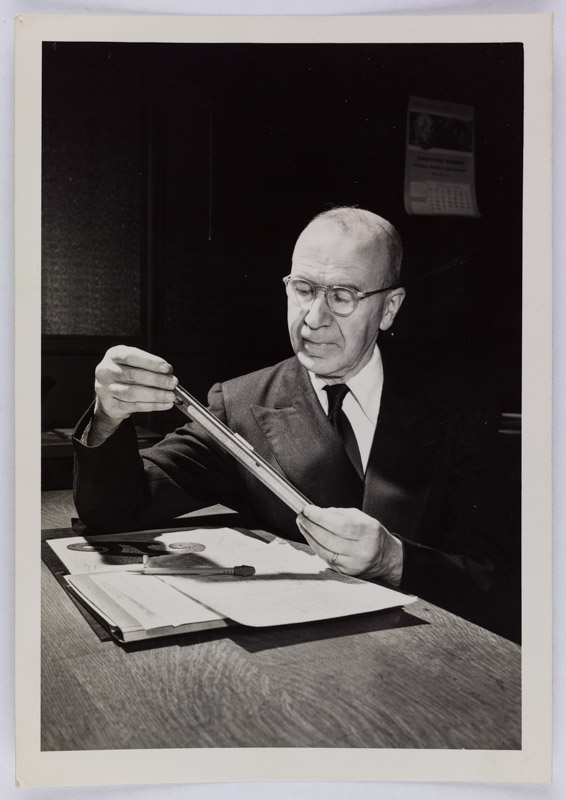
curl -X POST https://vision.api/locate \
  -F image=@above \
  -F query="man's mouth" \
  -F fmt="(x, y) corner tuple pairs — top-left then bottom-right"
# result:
(302, 338), (334, 352)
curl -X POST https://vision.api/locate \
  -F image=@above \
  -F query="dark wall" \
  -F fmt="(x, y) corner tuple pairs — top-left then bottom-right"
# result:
(42, 42), (523, 431)
(42, 44), (145, 338)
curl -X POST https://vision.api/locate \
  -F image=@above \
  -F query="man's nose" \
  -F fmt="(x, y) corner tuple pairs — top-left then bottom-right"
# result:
(304, 292), (331, 328)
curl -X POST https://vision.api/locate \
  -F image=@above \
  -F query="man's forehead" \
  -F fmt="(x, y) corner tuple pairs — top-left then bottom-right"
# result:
(291, 255), (370, 278)
(292, 220), (390, 282)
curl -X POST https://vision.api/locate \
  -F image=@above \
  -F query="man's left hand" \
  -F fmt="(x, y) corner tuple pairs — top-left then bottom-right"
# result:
(296, 505), (404, 587)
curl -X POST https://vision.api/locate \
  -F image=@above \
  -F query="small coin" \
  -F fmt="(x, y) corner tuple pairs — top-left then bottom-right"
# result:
(167, 542), (206, 552)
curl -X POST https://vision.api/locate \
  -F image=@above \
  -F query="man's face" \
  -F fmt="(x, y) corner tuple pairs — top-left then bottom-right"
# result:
(287, 220), (401, 382)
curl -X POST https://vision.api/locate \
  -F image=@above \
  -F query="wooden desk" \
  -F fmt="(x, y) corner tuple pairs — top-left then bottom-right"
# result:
(41, 490), (521, 751)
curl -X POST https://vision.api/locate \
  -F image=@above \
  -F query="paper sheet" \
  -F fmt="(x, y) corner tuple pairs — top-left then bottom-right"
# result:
(50, 528), (415, 629)
(47, 535), (145, 574)
(66, 571), (223, 630)
(157, 529), (416, 627)
(46, 528), (243, 575)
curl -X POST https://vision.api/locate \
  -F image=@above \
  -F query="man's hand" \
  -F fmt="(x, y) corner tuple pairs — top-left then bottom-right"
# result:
(296, 505), (404, 587)
(88, 346), (178, 444)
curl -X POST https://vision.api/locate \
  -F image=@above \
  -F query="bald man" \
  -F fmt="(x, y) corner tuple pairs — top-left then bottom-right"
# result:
(73, 207), (511, 627)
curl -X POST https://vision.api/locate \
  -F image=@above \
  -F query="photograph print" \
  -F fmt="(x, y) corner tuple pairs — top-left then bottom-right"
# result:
(32, 19), (540, 781)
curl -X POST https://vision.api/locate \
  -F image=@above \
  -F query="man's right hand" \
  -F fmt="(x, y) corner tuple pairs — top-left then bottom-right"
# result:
(89, 346), (178, 444)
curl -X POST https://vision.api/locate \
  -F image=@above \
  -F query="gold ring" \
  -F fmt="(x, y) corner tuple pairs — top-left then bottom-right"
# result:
(329, 552), (338, 565)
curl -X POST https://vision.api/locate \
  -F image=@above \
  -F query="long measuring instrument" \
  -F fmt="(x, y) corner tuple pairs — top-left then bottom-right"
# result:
(173, 384), (310, 515)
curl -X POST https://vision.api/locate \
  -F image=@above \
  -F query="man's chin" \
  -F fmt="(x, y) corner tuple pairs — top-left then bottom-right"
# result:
(296, 350), (335, 377)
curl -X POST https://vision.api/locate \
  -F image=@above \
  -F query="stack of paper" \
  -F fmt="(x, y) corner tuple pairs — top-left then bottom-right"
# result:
(47, 528), (415, 643)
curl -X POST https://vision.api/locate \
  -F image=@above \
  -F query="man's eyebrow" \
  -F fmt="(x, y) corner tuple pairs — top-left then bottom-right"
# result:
(292, 274), (362, 292)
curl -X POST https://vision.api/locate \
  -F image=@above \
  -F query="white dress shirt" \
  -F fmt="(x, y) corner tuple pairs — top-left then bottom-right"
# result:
(308, 346), (384, 472)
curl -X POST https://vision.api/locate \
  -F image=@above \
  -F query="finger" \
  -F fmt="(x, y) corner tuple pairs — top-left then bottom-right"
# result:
(110, 383), (177, 405)
(296, 517), (337, 560)
(296, 513), (350, 557)
(113, 399), (176, 414)
(95, 362), (178, 392)
(296, 518), (353, 573)
(108, 345), (173, 375)
(116, 365), (178, 391)
(302, 504), (367, 541)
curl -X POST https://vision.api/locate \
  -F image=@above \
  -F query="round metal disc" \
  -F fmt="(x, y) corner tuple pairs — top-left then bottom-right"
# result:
(167, 542), (206, 552)
(67, 542), (110, 553)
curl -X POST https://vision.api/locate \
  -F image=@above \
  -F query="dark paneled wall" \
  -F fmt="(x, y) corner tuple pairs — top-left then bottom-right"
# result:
(42, 42), (523, 431)
(42, 45), (145, 338)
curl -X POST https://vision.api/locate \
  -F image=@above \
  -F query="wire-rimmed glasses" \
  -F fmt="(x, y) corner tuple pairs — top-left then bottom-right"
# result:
(283, 275), (398, 317)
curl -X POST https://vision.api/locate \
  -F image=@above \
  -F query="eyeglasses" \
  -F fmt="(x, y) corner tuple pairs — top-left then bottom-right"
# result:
(283, 275), (398, 317)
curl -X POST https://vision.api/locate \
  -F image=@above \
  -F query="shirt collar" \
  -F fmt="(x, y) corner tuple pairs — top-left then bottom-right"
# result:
(308, 345), (383, 425)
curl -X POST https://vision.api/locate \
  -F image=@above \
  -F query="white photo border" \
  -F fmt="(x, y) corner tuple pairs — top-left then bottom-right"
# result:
(15, 12), (553, 788)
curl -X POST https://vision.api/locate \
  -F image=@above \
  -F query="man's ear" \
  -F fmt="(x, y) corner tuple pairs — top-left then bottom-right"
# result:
(379, 288), (406, 331)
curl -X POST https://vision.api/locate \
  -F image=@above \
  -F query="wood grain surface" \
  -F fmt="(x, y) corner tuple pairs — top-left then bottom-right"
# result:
(41, 491), (521, 751)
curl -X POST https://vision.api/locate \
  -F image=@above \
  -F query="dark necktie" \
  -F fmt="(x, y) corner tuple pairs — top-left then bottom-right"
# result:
(324, 384), (364, 481)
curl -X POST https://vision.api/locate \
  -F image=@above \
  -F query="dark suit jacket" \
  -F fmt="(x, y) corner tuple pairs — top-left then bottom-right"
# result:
(73, 347), (515, 631)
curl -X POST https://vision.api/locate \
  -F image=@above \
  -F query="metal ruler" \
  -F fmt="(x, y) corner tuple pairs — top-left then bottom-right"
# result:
(174, 385), (310, 515)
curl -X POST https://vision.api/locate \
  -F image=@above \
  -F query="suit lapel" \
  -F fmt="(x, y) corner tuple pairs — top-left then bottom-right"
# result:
(250, 358), (364, 509)
(247, 350), (439, 541)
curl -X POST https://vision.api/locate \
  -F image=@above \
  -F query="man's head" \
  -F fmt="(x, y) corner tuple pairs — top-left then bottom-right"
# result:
(414, 113), (434, 149)
(286, 207), (405, 383)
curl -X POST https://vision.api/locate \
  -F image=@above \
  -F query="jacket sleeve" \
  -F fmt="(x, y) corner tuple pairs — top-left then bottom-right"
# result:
(73, 384), (251, 532)
(398, 398), (519, 637)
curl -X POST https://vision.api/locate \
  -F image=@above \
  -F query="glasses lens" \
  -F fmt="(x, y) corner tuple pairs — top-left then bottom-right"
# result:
(287, 278), (315, 307)
(327, 287), (357, 316)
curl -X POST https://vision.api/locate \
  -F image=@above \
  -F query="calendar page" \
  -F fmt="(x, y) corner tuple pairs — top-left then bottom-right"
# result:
(404, 96), (480, 217)
(407, 180), (477, 216)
